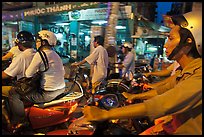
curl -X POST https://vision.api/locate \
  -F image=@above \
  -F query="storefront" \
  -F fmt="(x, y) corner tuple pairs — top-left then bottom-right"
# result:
(2, 2), (133, 61)
(131, 15), (171, 67)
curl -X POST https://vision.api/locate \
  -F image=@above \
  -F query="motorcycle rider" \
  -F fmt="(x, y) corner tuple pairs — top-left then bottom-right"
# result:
(83, 10), (202, 135)
(8, 30), (66, 131)
(71, 35), (109, 94)
(116, 42), (135, 78)
(122, 42), (135, 78)
(2, 31), (36, 97)
(2, 39), (22, 61)
(144, 60), (180, 78)
(140, 61), (181, 90)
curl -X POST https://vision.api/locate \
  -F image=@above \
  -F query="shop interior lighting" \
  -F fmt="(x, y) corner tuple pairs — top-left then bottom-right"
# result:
(85, 36), (91, 41)
(4, 21), (18, 25)
(115, 26), (126, 29)
(79, 32), (84, 35)
(148, 47), (157, 52)
(55, 33), (63, 39)
(55, 23), (69, 26)
(91, 20), (107, 25)
(80, 23), (89, 27)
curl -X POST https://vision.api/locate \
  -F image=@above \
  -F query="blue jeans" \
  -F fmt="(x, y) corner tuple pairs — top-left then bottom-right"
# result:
(8, 87), (65, 124)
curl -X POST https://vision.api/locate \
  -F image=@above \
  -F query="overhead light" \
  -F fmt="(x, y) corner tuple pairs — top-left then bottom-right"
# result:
(80, 24), (89, 27)
(115, 26), (126, 29)
(55, 23), (69, 26)
(4, 21), (18, 25)
(91, 20), (107, 25)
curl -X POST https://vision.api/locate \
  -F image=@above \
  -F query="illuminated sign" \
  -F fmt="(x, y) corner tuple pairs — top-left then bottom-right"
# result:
(23, 2), (99, 17)
(2, 2), (99, 22)
(68, 6), (132, 21)
(71, 10), (81, 20)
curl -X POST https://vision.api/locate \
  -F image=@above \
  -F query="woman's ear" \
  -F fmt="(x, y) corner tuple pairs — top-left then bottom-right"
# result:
(42, 41), (46, 46)
(186, 38), (193, 44)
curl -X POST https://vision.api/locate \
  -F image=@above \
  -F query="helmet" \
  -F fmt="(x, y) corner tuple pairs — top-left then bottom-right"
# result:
(38, 30), (57, 46)
(171, 10), (202, 56)
(123, 42), (133, 49)
(16, 31), (34, 45)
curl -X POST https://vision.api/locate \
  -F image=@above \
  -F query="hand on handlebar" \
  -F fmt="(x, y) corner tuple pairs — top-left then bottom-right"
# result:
(71, 62), (79, 67)
(83, 106), (108, 122)
(122, 92), (137, 103)
(143, 72), (151, 78)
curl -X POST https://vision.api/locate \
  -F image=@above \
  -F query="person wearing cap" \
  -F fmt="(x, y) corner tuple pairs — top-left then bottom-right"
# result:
(2, 31), (36, 133)
(2, 31), (36, 97)
(120, 42), (135, 78)
(8, 30), (66, 131)
(83, 10), (202, 135)
(71, 35), (109, 94)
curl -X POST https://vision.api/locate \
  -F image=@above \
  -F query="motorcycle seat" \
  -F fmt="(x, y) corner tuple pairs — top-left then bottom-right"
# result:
(33, 91), (83, 108)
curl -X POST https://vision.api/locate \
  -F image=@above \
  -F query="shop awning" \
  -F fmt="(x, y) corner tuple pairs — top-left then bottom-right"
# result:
(2, 2), (101, 22)
(132, 15), (170, 38)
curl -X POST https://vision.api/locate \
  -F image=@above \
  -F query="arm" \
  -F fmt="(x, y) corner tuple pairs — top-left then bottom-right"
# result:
(3, 55), (22, 79)
(2, 71), (12, 79)
(2, 52), (13, 61)
(143, 68), (171, 77)
(83, 102), (147, 121)
(148, 75), (175, 88)
(84, 67), (202, 122)
(143, 62), (175, 77)
(71, 59), (87, 67)
(72, 47), (99, 67)
(25, 53), (42, 77)
(123, 74), (176, 102)
(122, 89), (158, 101)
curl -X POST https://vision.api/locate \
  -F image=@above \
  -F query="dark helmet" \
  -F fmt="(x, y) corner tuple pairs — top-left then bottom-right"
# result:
(15, 31), (34, 47)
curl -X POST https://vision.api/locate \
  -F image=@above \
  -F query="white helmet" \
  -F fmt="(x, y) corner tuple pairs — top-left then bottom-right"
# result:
(123, 42), (133, 49)
(38, 30), (57, 46)
(172, 10), (202, 56)
(183, 10), (202, 56)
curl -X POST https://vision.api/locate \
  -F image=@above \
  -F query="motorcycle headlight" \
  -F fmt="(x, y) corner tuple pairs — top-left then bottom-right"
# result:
(99, 94), (119, 110)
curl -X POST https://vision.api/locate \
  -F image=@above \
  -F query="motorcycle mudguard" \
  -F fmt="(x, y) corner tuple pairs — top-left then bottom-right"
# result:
(26, 101), (78, 129)
(47, 129), (93, 135)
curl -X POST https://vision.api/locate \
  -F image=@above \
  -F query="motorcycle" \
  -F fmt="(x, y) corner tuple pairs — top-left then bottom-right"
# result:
(46, 72), (154, 135)
(2, 66), (85, 135)
(47, 81), (131, 135)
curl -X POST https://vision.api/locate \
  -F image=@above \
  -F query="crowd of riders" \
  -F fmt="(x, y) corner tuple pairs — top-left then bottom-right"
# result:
(2, 9), (202, 135)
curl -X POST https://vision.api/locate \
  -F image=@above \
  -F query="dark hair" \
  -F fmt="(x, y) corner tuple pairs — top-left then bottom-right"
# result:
(179, 28), (201, 58)
(36, 34), (50, 48)
(94, 36), (104, 46)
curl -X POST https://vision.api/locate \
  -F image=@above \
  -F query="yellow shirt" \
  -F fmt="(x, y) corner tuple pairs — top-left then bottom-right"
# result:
(144, 58), (202, 135)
